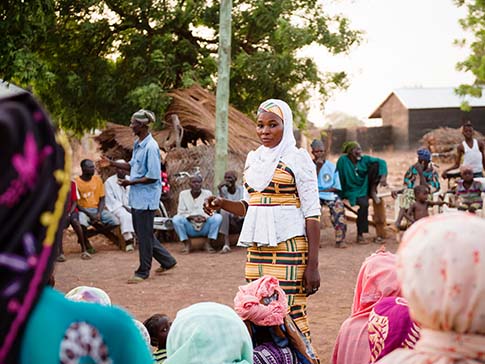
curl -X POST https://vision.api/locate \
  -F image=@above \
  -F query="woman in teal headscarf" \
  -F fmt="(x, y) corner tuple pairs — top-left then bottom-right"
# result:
(166, 302), (253, 364)
(0, 89), (152, 364)
(336, 141), (388, 243)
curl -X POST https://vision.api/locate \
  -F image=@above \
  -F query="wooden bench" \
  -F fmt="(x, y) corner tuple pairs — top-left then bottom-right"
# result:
(169, 234), (240, 252)
(85, 222), (126, 250)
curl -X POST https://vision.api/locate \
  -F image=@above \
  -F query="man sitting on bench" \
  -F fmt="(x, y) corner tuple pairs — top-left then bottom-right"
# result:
(75, 159), (119, 248)
(172, 174), (222, 254)
(105, 160), (136, 252)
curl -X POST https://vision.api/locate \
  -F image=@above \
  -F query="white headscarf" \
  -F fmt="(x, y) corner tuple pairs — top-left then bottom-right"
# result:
(65, 286), (112, 306)
(376, 212), (485, 364)
(244, 99), (298, 192)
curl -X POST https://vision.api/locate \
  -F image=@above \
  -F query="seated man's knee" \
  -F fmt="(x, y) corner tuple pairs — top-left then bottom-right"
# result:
(209, 213), (223, 224)
(102, 211), (119, 226)
(172, 215), (186, 225)
(78, 212), (90, 227)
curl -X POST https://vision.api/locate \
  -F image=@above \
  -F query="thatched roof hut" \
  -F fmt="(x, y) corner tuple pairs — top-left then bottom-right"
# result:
(96, 84), (259, 214)
(96, 84), (259, 157)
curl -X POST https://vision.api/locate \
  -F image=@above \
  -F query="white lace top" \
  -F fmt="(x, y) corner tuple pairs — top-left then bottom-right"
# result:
(238, 148), (321, 247)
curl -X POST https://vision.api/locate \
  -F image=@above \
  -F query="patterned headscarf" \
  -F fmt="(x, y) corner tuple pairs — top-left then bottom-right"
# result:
(332, 252), (401, 364)
(0, 91), (70, 363)
(245, 99), (297, 192)
(166, 302), (252, 364)
(351, 252), (401, 318)
(234, 275), (287, 326)
(416, 148), (431, 162)
(65, 286), (112, 306)
(368, 297), (421, 363)
(257, 100), (284, 120)
(378, 212), (485, 364)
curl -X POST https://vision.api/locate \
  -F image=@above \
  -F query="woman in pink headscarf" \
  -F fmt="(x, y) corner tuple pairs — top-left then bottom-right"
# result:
(332, 251), (401, 364)
(376, 212), (485, 364)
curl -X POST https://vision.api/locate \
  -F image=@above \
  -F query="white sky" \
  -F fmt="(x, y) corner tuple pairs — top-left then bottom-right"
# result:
(303, 0), (475, 127)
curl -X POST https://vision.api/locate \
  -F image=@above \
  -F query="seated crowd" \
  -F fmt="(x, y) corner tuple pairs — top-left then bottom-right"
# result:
(61, 160), (247, 259)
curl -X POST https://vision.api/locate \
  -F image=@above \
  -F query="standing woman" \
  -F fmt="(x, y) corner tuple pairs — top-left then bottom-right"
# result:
(204, 99), (321, 340)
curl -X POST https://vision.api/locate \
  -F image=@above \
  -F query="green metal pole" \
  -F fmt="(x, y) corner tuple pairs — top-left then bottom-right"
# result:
(214, 0), (232, 193)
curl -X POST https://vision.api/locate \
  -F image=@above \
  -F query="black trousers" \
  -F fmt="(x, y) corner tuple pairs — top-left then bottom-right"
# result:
(356, 162), (381, 236)
(132, 209), (176, 279)
(356, 196), (369, 235)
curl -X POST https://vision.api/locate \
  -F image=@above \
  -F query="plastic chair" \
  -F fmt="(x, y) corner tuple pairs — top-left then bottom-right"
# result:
(153, 201), (173, 231)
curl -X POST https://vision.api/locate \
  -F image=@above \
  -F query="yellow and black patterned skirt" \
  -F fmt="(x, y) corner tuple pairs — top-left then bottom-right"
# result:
(245, 236), (311, 339)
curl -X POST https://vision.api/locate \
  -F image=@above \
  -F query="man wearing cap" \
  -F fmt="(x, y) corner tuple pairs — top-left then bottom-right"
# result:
(105, 109), (177, 283)
(104, 160), (135, 252)
(392, 148), (440, 230)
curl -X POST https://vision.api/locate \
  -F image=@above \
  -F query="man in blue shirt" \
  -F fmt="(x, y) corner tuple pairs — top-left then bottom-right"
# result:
(311, 139), (347, 248)
(106, 110), (176, 283)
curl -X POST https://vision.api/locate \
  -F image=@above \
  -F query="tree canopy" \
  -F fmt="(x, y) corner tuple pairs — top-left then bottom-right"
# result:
(1, 0), (360, 133)
(455, 0), (485, 106)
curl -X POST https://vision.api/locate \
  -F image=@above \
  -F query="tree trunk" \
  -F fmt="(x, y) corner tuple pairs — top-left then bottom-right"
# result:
(214, 0), (232, 192)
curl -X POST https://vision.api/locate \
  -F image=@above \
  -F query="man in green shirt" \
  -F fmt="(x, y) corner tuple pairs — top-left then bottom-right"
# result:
(336, 141), (388, 243)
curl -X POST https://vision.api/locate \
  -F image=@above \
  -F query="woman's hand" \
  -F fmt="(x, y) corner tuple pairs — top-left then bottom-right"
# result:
(303, 265), (320, 296)
(203, 196), (223, 215)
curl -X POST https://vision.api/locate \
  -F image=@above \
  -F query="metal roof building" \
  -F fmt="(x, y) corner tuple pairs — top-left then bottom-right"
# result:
(369, 87), (485, 148)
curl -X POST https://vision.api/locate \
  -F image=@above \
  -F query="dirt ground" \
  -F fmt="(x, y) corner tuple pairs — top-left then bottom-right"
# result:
(55, 150), (427, 363)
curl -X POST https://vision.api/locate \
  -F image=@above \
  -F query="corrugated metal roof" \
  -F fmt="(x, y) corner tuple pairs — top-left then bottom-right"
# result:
(369, 87), (485, 118)
(0, 80), (26, 98)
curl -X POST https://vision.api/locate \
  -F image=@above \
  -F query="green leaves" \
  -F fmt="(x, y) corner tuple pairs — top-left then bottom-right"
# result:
(456, 0), (485, 109)
(1, 0), (359, 132)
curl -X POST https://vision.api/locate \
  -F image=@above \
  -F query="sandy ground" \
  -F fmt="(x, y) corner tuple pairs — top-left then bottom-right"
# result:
(55, 150), (423, 363)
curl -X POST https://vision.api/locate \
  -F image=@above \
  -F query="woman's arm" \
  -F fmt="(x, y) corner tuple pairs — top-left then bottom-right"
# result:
(203, 196), (247, 217)
(304, 218), (320, 296)
(291, 150), (321, 295)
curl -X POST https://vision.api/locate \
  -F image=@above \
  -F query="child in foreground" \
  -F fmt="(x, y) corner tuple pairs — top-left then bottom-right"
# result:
(404, 185), (447, 225)
(144, 314), (171, 363)
(455, 165), (484, 213)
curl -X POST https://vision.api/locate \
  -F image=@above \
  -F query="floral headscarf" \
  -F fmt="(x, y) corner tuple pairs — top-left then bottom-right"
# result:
(0, 90), (70, 363)
(234, 275), (287, 326)
(65, 286), (112, 306)
(377, 212), (485, 363)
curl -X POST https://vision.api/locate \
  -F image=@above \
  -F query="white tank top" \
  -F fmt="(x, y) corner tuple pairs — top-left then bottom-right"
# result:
(462, 139), (483, 173)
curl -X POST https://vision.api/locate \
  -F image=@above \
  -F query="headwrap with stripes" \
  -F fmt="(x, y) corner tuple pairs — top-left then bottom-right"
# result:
(0, 90), (70, 363)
